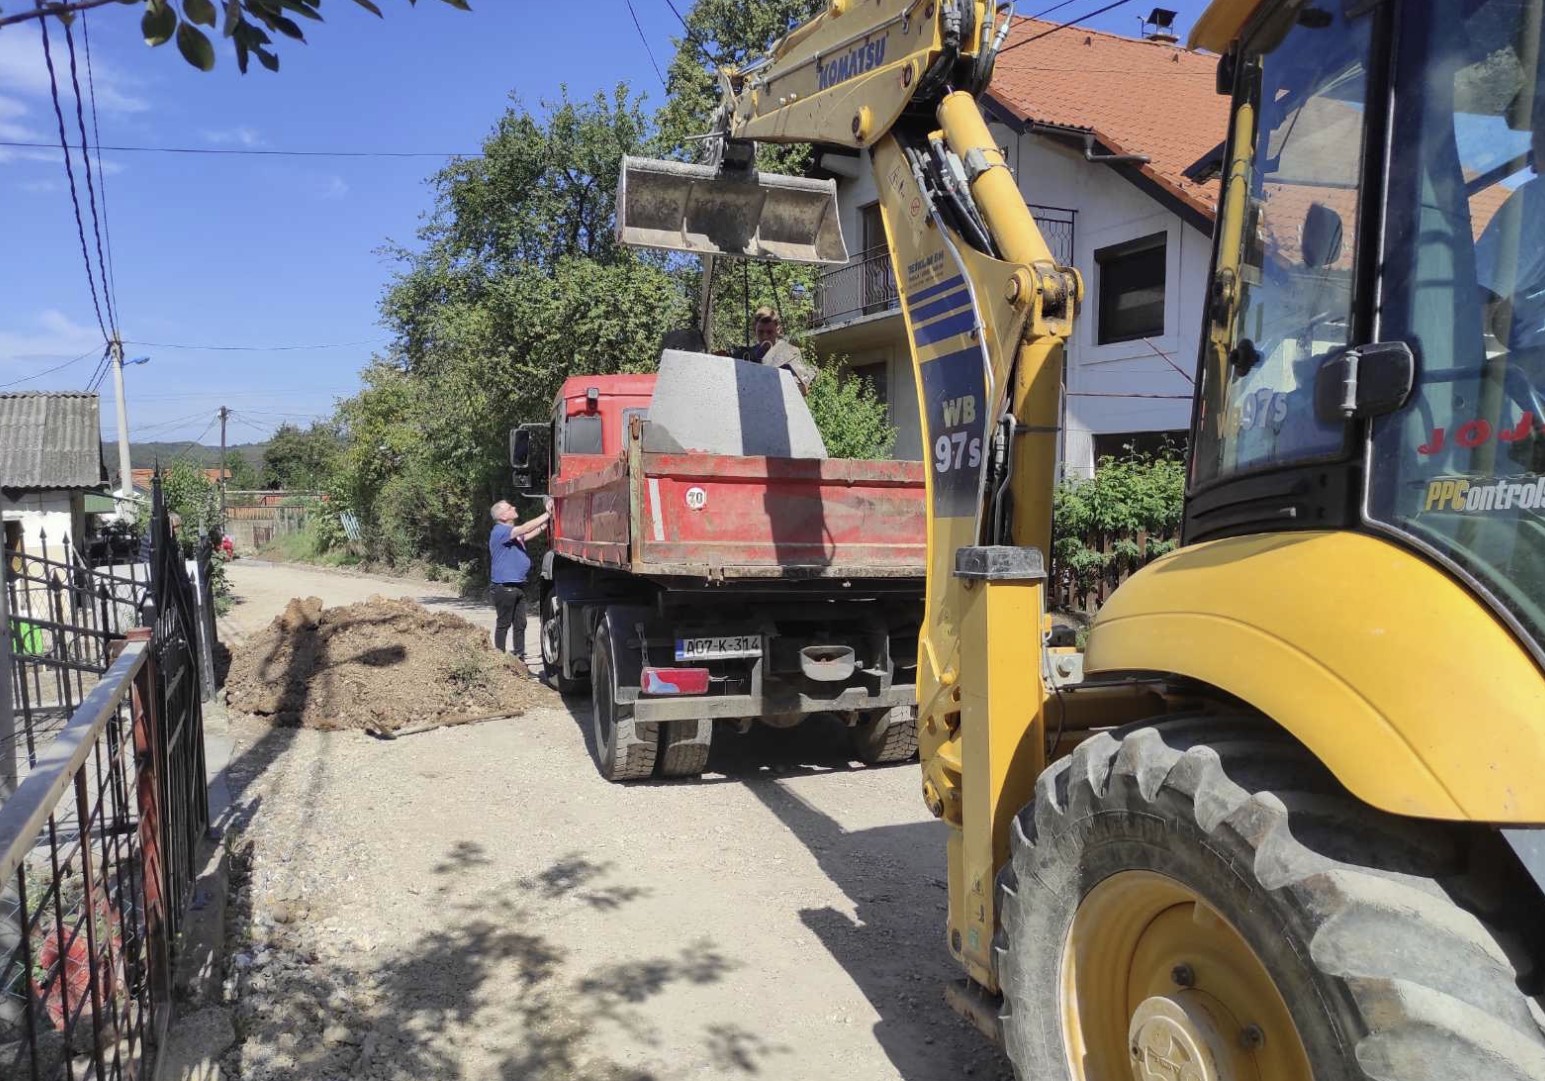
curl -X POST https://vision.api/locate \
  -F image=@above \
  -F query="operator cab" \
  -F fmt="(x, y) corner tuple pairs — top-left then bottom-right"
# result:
(1192, 0), (1545, 668)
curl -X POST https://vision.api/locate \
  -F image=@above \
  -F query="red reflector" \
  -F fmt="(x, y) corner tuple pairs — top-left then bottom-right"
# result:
(641, 666), (710, 695)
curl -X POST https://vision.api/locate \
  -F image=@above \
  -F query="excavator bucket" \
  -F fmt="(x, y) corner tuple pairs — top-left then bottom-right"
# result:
(616, 155), (849, 265)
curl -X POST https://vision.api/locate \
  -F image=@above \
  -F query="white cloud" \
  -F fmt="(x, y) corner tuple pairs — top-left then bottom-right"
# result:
(202, 126), (262, 147)
(0, 310), (106, 381)
(17, 177), (62, 193)
(0, 95), (38, 141)
(320, 175), (349, 200)
(0, 32), (149, 116)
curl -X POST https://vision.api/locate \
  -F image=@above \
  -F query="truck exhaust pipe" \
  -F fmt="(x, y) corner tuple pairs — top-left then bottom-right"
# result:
(615, 155), (849, 265)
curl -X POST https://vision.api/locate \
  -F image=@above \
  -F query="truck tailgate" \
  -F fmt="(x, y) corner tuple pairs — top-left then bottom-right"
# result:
(635, 452), (926, 578)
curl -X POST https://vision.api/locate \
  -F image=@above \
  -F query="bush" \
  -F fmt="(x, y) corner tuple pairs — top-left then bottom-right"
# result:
(805, 367), (896, 460)
(1052, 448), (1185, 610)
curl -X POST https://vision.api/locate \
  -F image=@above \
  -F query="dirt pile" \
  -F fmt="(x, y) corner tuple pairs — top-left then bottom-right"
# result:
(226, 596), (553, 732)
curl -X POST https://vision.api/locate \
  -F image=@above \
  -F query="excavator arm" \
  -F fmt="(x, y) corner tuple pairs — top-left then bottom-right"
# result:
(617, 0), (1081, 989)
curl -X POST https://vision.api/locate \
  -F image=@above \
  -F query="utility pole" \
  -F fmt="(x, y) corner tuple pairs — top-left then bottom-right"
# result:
(109, 338), (133, 501)
(218, 405), (230, 518)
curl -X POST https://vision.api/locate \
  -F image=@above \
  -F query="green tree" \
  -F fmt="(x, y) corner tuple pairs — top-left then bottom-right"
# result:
(262, 422), (340, 490)
(333, 86), (688, 567)
(162, 460), (221, 547)
(0, 0), (470, 74)
(224, 450), (259, 490)
(805, 368), (895, 460)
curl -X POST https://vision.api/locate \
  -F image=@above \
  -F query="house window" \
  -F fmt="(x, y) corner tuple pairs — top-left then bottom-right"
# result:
(1095, 233), (1166, 344)
(850, 361), (889, 408)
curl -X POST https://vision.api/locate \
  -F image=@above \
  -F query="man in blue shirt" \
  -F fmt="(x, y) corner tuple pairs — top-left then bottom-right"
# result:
(488, 497), (552, 664)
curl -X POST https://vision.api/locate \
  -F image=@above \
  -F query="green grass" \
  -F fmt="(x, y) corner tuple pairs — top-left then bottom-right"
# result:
(258, 522), (358, 567)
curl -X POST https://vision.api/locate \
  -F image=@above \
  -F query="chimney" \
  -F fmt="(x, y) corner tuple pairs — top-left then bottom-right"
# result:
(1141, 7), (1179, 43)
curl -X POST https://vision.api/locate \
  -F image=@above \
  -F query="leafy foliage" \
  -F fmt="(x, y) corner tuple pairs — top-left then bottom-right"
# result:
(261, 422), (341, 490)
(161, 460), (221, 545)
(4, 0), (471, 73)
(805, 368), (895, 460)
(1051, 449), (1185, 609)
(330, 88), (687, 568)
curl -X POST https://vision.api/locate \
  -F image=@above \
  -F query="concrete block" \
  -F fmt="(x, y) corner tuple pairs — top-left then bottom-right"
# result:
(644, 350), (827, 460)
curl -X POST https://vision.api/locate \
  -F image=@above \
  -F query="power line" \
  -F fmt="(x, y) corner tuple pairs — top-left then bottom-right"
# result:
(624, 0), (667, 88)
(123, 337), (388, 352)
(0, 346), (101, 389)
(0, 139), (477, 159)
(80, 12), (119, 328)
(62, 15), (117, 338)
(34, 14), (109, 346)
(660, 0), (720, 73)
(1026, 0), (1084, 18)
(999, 0), (1139, 55)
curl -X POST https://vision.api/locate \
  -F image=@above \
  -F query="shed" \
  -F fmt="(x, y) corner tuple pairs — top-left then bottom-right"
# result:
(1, 392), (108, 558)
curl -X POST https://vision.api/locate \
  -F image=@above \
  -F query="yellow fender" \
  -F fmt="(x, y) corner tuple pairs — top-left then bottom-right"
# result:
(1084, 531), (1545, 822)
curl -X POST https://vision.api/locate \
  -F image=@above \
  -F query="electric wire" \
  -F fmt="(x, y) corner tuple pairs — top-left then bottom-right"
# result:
(34, 10), (109, 345)
(123, 337), (388, 352)
(62, 14), (118, 338)
(998, 0), (1137, 55)
(0, 139), (477, 158)
(80, 11), (120, 325)
(0, 346), (101, 389)
(624, 0), (668, 88)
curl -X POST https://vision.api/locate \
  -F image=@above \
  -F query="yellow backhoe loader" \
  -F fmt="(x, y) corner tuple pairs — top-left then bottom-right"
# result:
(618, 0), (1545, 1076)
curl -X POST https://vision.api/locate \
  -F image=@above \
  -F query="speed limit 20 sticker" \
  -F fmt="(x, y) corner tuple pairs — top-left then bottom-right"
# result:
(919, 346), (988, 519)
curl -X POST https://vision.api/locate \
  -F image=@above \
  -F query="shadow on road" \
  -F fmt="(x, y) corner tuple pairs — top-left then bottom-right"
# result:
(229, 845), (765, 1080)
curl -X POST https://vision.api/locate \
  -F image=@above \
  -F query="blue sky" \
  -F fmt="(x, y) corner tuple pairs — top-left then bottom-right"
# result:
(0, 0), (1211, 449)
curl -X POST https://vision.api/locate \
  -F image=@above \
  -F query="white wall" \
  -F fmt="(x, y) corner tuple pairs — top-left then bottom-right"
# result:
(1, 490), (85, 559)
(817, 129), (1208, 475)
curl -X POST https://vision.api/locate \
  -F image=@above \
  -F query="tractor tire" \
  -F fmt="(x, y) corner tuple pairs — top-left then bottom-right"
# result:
(656, 718), (713, 778)
(589, 620), (656, 782)
(997, 715), (1545, 1081)
(850, 706), (919, 764)
(539, 588), (584, 696)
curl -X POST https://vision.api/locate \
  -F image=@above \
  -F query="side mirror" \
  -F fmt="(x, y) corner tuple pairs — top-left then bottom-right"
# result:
(1301, 202), (1344, 269)
(1315, 341), (1416, 421)
(509, 423), (551, 493)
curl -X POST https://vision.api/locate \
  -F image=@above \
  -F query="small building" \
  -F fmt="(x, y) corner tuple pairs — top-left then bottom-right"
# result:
(1, 392), (109, 559)
(804, 15), (1230, 476)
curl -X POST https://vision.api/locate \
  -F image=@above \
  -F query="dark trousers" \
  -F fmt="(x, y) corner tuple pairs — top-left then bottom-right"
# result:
(490, 583), (528, 657)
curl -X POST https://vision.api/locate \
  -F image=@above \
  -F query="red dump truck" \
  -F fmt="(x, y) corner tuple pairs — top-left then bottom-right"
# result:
(510, 351), (926, 781)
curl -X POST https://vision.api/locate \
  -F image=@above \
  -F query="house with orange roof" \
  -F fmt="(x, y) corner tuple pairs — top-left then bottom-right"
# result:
(805, 14), (1230, 476)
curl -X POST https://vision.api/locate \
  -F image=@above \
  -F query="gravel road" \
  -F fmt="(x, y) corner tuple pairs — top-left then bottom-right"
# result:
(216, 559), (1010, 1081)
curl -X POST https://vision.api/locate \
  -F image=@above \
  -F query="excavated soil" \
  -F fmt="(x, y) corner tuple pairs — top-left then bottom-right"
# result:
(226, 595), (554, 731)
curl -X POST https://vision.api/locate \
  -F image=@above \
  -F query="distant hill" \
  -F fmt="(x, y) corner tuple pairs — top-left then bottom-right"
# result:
(125, 440), (267, 471)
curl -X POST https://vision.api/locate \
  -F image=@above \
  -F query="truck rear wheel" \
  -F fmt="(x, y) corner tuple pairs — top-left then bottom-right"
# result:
(656, 719), (712, 778)
(589, 619), (657, 782)
(850, 706), (918, 764)
(997, 716), (1545, 1081)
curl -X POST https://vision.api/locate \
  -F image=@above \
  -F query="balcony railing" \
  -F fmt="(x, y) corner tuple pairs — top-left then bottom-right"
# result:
(812, 204), (1076, 331)
(813, 245), (898, 328)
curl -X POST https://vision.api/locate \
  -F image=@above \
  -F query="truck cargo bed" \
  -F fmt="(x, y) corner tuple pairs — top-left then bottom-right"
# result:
(552, 442), (926, 580)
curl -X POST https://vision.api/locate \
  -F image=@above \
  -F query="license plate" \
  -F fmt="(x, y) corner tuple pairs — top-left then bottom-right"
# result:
(675, 635), (761, 661)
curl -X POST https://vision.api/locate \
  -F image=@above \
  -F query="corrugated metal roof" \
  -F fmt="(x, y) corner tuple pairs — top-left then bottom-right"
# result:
(0, 392), (107, 491)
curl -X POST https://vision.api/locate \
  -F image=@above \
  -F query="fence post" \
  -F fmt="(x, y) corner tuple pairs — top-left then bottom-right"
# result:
(124, 626), (174, 1047)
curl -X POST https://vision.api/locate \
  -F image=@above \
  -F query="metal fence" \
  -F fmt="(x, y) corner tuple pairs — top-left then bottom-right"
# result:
(811, 204), (1076, 329)
(1, 476), (211, 1080)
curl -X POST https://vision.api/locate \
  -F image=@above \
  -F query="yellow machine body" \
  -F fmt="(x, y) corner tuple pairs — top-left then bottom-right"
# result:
(618, 0), (1545, 1024)
(1086, 530), (1545, 821)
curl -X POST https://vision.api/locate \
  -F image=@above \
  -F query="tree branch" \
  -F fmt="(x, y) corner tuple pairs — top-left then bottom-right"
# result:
(0, 0), (127, 29)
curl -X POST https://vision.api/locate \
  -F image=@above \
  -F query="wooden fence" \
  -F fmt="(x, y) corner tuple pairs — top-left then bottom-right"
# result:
(1048, 528), (1177, 613)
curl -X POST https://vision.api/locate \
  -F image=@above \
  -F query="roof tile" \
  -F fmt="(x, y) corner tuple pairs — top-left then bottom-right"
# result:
(988, 17), (1230, 220)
